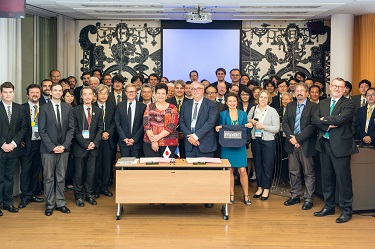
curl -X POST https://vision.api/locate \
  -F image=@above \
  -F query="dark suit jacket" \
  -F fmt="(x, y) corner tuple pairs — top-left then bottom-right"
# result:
(270, 95), (282, 109)
(115, 100), (146, 150)
(39, 101), (75, 153)
(312, 97), (358, 157)
(166, 97), (191, 112)
(74, 86), (83, 106)
(238, 102), (255, 115)
(352, 94), (363, 110)
(72, 105), (104, 157)
(355, 104), (375, 146)
(93, 101), (117, 149)
(211, 81), (231, 91)
(282, 100), (318, 157)
(108, 90), (127, 106)
(179, 98), (218, 153)
(39, 95), (49, 105)
(0, 101), (27, 158)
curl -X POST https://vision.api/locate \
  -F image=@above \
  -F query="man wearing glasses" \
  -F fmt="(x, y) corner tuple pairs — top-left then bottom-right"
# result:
(312, 77), (358, 223)
(355, 88), (375, 147)
(271, 80), (289, 109)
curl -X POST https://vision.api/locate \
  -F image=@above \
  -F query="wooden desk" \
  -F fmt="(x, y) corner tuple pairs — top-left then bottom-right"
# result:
(115, 159), (231, 220)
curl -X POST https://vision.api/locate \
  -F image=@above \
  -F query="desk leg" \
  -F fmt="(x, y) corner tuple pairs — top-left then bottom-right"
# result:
(116, 203), (122, 220)
(222, 203), (229, 220)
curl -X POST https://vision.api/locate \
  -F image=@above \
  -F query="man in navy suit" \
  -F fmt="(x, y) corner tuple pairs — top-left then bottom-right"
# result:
(115, 83), (146, 157)
(93, 85), (116, 198)
(0, 82), (27, 215)
(179, 81), (218, 157)
(352, 79), (371, 110)
(72, 87), (103, 207)
(355, 88), (375, 147)
(39, 79), (52, 104)
(39, 83), (75, 216)
(312, 77), (358, 223)
(19, 84), (45, 209)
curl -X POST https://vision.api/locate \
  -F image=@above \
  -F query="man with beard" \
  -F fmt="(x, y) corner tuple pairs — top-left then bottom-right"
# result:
(39, 79), (52, 104)
(74, 72), (91, 105)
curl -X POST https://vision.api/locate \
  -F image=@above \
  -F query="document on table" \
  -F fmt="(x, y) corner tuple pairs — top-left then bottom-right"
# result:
(117, 157), (139, 164)
(186, 157), (222, 164)
(139, 157), (171, 163)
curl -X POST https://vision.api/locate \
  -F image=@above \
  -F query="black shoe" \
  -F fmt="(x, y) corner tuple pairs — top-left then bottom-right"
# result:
(336, 213), (352, 223)
(253, 191), (263, 198)
(302, 202), (313, 210)
(204, 204), (214, 208)
(93, 193), (100, 199)
(18, 199), (29, 209)
(4, 205), (19, 213)
(260, 195), (269, 201)
(284, 197), (301, 206)
(30, 196), (44, 203)
(45, 209), (53, 216)
(86, 197), (97, 205)
(56, 206), (71, 214)
(100, 190), (113, 197)
(75, 198), (85, 207)
(314, 208), (335, 217)
(0, 210), (3, 216)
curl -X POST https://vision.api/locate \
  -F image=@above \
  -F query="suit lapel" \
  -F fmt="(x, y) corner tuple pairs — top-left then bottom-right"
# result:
(196, 98), (205, 121)
(48, 102), (59, 129)
(0, 101), (9, 126)
(331, 97), (344, 115)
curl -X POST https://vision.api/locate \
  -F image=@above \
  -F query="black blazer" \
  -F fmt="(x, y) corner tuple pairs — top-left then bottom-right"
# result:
(282, 100), (318, 157)
(270, 95), (282, 109)
(179, 98), (218, 153)
(312, 97), (358, 157)
(108, 90), (127, 106)
(72, 105), (104, 157)
(38, 101), (75, 153)
(115, 100), (146, 149)
(211, 81), (232, 91)
(238, 102), (255, 115)
(355, 104), (375, 146)
(74, 86), (83, 106)
(0, 101), (27, 158)
(93, 101), (117, 149)
(166, 97), (191, 113)
(352, 94), (363, 111)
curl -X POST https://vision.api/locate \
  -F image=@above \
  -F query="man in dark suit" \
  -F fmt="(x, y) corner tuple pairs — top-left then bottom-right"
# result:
(179, 81), (218, 208)
(72, 87), (103, 207)
(108, 74), (126, 106)
(352, 79), (371, 110)
(355, 88), (375, 147)
(211, 68), (231, 91)
(312, 77), (358, 223)
(39, 79), (52, 104)
(167, 80), (191, 158)
(18, 84), (45, 209)
(74, 72), (91, 106)
(39, 83), (75, 216)
(270, 80), (289, 109)
(282, 83), (318, 210)
(0, 82), (27, 216)
(93, 85), (116, 198)
(115, 83), (146, 157)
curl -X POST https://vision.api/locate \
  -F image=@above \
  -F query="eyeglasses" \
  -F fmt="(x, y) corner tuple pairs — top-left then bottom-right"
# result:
(206, 92), (217, 95)
(126, 91), (136, 94)
(366, 93), (375, 97)
(240, 94), (249, 96)
(191, 88), (203, 92)
(331, 85), (345, 89)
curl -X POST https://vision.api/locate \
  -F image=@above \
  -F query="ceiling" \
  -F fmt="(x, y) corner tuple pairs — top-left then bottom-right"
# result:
(25, 0), (375, 21)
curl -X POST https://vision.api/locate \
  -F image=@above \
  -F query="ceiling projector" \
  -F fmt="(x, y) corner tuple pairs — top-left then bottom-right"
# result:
(186, 12), (212, 24)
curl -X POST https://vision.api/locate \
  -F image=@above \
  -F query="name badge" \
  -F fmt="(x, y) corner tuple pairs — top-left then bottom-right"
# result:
(33, 124), (38, 133)
(255, 129), (262, 138)
(82, 130), (90, 139)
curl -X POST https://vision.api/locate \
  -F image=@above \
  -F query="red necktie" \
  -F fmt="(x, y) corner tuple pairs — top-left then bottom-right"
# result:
(87, 107), (92, 127)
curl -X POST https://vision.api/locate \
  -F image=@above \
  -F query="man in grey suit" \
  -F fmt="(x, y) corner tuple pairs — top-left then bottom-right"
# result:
(282, 83), (318, 210)
(312, 77), (358, 223)
(179, 81), (218, 158)
(0, 82), (27, 216)
(39, 83), (75, 216)
(72, 87), (103, 207)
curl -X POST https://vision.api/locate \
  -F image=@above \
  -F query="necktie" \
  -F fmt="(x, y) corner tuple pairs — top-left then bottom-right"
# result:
(191, 103), (198, 133)
(362, 98), (366, 107)
(56, 104), (63, 144)
(365, 106), (373, 133)
(87, 107), (92, 128)
(7, 106), (11, 124)
(101, 105), (105, 130)
(117, 94), (121, 104)
(324, 100), (336, 139)
(128, 102), (132, 133)
(218, 98), (223, 103)
(294, 104), (303, 134)
(177, 99), (182, 112)
(33, 105), (40, 138)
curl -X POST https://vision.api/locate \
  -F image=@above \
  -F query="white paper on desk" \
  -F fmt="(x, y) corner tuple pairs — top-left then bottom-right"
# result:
(117, 157), (139, 164)
(140, 157), (171, 163)
(186, 158), (202, 163)
(186, 158), (222, 164)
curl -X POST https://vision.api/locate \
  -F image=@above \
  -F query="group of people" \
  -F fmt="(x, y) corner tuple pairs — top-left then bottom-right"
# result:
(0, 67), (373, 224)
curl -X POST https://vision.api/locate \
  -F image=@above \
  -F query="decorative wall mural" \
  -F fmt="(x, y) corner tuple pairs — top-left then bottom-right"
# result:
(241, 22), (330, 85)
(79, 22), (161, 81)
(78, 21), (330, 85)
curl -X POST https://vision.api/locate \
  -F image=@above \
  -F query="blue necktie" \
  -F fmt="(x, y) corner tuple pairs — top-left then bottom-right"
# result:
(324, 99), (336, 139)
(294, 104), (303, 134)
